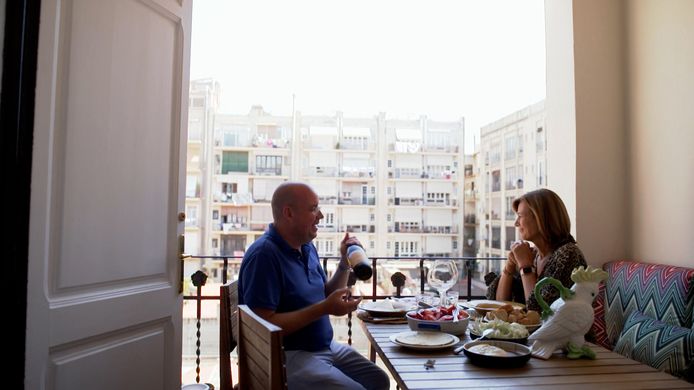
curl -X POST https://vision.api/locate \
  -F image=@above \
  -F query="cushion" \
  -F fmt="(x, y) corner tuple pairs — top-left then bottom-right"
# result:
(590, 281), (611, 349)
(600, 260), (694, 347)
(614, 310), (694, 380)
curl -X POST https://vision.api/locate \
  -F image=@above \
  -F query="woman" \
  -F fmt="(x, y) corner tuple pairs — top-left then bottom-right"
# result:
(485, 188), (587, 312)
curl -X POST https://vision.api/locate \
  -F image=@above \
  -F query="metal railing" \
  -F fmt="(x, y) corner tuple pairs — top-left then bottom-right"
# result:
(183, 254), (505, 384)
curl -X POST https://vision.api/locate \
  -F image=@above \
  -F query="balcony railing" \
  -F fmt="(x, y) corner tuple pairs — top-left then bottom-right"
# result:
(182, 254), (505, 385)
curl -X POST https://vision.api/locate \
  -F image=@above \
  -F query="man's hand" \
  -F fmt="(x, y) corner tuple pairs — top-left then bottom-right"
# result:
(324, 287), (362, 316)
(340, 232), (362, 260)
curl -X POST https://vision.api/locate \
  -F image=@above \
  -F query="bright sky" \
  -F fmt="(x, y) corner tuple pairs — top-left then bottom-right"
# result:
(190, 0), (546, 153)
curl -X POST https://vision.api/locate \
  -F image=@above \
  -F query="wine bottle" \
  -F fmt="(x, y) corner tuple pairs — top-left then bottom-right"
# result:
(346, 244), (373, 280)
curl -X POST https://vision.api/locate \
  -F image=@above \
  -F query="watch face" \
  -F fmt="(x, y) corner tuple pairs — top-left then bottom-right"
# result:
(521, 266), (534, 275)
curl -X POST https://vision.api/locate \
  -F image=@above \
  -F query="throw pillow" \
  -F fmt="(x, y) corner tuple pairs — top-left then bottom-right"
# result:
(614, 310), (694, 380)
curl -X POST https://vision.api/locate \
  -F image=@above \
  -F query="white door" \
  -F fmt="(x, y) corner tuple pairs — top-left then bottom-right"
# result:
(26, 0), (192, 388)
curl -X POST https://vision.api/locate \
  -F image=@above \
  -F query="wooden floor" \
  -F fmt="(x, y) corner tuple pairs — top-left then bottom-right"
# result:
(362, 322), (694, 390)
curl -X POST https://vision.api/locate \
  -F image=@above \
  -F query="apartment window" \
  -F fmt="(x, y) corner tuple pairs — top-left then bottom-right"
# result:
(505, 226), (516, 250)
(505, 135), (517, 160)
(490, 140), (501, 165)
(212, 210), (219, 220)
(505, 196), (515, 220)
(505, 166), (516, 190)
(212, 238), (218, 248)
(222, 151), (248, 173)
(491, 227), (501, 249)
(185, 204), (198, 227)
(256, 155), (282, 175)
(186, 175), (199, 198)
(538, 160), (545, 186)
(492, 170), (501, 192)
(536, 127), (545, 152)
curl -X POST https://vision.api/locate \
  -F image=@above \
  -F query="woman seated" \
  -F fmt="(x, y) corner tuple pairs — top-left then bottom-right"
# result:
(486, 188), (587, 312)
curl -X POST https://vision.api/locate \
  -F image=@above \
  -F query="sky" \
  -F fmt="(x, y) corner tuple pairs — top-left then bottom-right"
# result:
(190, 0), (546, 153)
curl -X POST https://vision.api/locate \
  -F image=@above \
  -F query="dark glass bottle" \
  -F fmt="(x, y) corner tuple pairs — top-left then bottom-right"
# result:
(346, 244), (373, 280)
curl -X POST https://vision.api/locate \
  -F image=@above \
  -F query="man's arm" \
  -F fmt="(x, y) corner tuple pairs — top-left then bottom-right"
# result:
(253, 287), (361, 335)
(325, 232), (358, 295)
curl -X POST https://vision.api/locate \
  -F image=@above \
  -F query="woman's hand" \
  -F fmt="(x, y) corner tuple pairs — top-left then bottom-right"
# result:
(504, 251), (518, 274)
(511, 241), (534, 268)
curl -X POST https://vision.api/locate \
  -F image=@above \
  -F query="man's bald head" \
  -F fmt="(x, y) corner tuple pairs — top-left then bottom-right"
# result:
(271, 182), (314, 222)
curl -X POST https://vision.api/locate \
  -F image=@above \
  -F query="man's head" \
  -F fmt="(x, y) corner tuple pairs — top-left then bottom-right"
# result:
(271, 182), (324, 248)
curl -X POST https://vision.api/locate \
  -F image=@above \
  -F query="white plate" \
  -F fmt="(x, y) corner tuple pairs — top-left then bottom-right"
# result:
(463, 299), (525, 313)
(389, 331), (459, 350)
(359, 299), (416, 317)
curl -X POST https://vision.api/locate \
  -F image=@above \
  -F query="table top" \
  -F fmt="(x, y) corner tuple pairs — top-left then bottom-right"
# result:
(360, 322), (693, 390)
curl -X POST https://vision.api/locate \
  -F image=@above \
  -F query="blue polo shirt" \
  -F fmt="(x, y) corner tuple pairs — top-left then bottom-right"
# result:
(238, 224), (333, 351)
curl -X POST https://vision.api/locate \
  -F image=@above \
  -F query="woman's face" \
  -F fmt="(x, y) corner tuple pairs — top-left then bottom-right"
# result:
(515, 200), (540, 242)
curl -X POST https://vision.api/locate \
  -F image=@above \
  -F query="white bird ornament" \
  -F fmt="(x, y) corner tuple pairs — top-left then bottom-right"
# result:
(528, 266), (608, 360)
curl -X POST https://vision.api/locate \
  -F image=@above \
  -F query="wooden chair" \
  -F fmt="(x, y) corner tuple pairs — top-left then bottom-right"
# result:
(237, 304), (288, 390)
(220, 281), (239, 390)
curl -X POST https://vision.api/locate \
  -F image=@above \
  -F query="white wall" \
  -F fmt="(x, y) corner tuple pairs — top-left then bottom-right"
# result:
(627, 0), (694, 266)
(546, 0), (693, 267)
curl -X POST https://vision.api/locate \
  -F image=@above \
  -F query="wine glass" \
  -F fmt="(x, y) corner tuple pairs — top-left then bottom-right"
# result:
(427, 260), (459, 306)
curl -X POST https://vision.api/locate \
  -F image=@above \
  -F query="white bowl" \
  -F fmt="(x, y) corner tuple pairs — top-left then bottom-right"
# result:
(406, 310), (469, 335)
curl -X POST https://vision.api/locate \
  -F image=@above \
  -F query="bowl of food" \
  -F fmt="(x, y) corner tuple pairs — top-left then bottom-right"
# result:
(406, 305), (469, 335)
(464, 300), (525, 316)
(462, 339), (531, 368)
(483, 304), (541, 333)
(468, 319), (529, 344)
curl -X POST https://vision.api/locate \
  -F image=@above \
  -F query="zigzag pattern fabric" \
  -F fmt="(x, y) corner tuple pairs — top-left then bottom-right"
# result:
(602, 260), (694, 347)
(614, 310), (694, 379)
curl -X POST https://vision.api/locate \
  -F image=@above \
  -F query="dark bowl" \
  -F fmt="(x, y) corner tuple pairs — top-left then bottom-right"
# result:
(462, 340), (531, 368)
(469, 330), (527, 345)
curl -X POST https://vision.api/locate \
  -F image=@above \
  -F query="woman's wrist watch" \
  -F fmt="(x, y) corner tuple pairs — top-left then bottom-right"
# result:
(520, 266), (535, 276)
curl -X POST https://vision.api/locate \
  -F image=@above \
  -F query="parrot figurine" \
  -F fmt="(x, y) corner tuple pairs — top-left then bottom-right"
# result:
(527, 266), (608, 360)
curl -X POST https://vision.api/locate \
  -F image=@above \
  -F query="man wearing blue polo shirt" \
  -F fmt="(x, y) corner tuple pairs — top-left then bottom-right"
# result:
(238, 182), (390, 390)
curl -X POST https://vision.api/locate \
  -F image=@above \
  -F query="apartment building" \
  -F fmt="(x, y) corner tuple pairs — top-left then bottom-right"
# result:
(184, 80), (468, 265)
(476, 100), (547, 275)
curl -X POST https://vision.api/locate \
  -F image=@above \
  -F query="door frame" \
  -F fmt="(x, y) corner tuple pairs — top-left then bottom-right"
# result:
(1, 0), (41, 386)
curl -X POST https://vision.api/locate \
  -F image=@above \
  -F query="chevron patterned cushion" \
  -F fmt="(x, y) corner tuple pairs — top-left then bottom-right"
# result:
(614, 310), (694, 380)
(599, 260), (694, 348)
(590, 281), (610, 349)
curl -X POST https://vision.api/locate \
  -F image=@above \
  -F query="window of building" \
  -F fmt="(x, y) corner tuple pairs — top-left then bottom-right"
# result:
(222, 151), (248, 173)
(505, 134), (517, 160)
(492, 170), (501, 192)
(255, 155), (282, 175)
(536, 126), (545, 152)
(505, 226), (516, 250)
(491, 227), (501, 249)
(505, 166), (516, 190)
(505, 196), (515, 220)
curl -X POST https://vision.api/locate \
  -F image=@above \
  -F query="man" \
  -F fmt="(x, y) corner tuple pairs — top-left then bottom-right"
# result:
(238, 182), (390, 390)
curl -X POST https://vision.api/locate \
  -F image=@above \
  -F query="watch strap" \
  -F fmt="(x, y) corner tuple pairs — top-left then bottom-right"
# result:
(520, 266), (535, 276)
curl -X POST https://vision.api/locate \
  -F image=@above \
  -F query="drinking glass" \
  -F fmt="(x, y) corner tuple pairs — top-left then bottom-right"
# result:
(427, 260), (459, 306)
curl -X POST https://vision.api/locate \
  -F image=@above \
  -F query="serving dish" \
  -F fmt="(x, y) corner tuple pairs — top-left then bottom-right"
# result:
(389, 331), (460, 351)
(462, 339), (531, 368)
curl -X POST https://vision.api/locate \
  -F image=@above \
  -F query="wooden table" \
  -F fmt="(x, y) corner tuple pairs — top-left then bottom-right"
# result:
(361, 322), (693, 389)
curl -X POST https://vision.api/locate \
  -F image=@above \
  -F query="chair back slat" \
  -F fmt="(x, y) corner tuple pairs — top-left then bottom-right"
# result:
(237, 304), (287, 390)
(220, 281), (238, 390)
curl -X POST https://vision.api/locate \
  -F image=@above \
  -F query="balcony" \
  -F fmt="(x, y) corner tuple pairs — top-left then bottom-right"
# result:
(339, 196), (376, 206)
(342, 224), (375, 233)
(182, 254), (505, 387)
(254, 167), (283, 176)
(303, 166), (338, 177)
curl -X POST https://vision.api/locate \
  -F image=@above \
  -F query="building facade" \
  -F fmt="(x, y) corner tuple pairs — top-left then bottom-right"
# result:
(184, 80), (469, 268)
(475, 100), (547, 276)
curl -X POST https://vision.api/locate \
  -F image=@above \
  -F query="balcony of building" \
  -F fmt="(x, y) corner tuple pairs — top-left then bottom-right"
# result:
(182, 254), (504, 387)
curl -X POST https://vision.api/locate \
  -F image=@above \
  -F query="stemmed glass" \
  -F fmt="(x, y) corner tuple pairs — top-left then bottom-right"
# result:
(427, 260), (459, 306)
